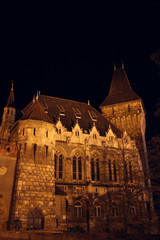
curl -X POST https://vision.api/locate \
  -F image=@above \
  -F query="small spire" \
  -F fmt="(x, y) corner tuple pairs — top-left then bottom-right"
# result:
(114, 64), (116, 71)
(122, 61), (124, 69)
(11, 80), (14, 91)
(36, 91), (39, 101)
(88, 100), (90, 105)
(33, 95), (35, 102)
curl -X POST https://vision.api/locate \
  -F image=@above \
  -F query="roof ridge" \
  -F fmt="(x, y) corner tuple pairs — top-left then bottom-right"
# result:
(40, 94), (90, 106)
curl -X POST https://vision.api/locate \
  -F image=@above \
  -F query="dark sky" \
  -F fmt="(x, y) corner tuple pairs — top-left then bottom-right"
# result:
(0, 1), (160, 140)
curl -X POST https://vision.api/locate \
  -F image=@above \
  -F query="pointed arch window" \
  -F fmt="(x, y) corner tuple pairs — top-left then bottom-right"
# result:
(91, 158), (95, 181)
(113, 160), (117, 182)
(96, 159), (100, 181)
(54, 153), (63, 179)
(91, 155), (100, 181)
(108, 160), (112, 181)
(72, 155), (82, 180)
(75, 130), (79, 137)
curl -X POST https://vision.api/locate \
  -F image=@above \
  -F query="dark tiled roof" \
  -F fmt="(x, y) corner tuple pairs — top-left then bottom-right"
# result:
(37, 95), (121, 137)
(20, 95), (121, 137)
(100, 67), (141, 107)
(6, 89), (15, 108)
(20, 100), (53, 123)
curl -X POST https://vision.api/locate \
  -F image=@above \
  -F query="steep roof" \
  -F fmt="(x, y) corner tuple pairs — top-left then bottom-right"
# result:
(20, 99), (53, 123)
(100, 67), (141, 107)
(6, 83), (15, 108)
(21, 94), (121, 137)
(39, 95), (121, 136)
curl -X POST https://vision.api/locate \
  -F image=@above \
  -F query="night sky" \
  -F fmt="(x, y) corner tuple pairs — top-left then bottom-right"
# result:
(0, 2), (160, 141)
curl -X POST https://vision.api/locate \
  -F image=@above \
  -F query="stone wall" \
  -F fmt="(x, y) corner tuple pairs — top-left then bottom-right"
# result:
(9, 120), (57, 230)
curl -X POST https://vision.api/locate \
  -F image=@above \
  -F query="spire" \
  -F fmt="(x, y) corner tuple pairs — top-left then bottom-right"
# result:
(114, 64), (116, 71)
(100, 66), (141, 107)
(6, 81), (15, 107)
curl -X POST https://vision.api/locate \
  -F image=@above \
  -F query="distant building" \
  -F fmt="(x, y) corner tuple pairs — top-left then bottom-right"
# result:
(0, 65), (156, 233)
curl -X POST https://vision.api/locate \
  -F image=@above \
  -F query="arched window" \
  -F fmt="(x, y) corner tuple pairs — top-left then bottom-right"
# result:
(113, 160), (117, 182)
(72, 155), (82, 180)
(91, 155), (100, 181)
(27, 208), (44, 230)
(96, 159), (100, 181)
(73, 156), (76, 180)
(91, 158), (95, 181)
(75, 130), (79, 137)
(74, 202), (82, 217)
(108, 160), (112, 181)
(94, 201), (101, 217)
(112, 202), (119, 217)
(59, 155), (63, 179)
(54, 153), (63, 179)
(78, 157), (82, 180)
(129, 203), (136, 217)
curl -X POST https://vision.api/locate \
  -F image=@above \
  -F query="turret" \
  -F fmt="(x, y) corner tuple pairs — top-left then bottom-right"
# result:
(0, 81), (16, 139)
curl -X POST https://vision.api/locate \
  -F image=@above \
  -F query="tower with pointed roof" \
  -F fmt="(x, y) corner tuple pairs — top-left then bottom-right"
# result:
(0, 81), (16, 140)
(100, 64), (152, 204)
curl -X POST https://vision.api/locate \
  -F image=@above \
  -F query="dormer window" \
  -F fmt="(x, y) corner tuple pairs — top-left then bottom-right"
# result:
(73, 108), (81, 119)
(58, 128), (61, 134)
(57, 105), (65, 116)
(93, 133), (97, 139)
(75, 130), (79, 137)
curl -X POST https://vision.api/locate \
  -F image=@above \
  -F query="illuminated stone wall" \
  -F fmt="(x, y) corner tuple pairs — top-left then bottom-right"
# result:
(9, 120), (56, 230)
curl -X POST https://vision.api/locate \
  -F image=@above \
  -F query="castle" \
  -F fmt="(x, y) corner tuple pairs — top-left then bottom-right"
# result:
(0, 65), (155, 233)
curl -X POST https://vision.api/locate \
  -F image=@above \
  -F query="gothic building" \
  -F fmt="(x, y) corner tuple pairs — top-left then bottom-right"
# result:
(0, 65), (155, 233)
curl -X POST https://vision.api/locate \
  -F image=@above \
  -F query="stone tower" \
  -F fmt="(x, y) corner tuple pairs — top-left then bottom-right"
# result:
(9, 98), (57, 230)
(0, 81), (16, 140)
(100, 65), (148, 185)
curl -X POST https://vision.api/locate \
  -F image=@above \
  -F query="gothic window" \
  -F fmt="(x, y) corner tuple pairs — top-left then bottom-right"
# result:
(93, 133), (97, 139)
(108, 160), (112, 181)
(72, 155), (82, 180)
(113, 160), (117, 182)
(112, 202), (119, 217)
(74, 202), (82, 217)
(54, 153), (63, 179)
(59, 155), (63, 179)
(129, 203), (136, 217)
(129, 162), (133, 183)
(75, 130), (79, 137)
(91, 158), (95, 181)
(73, 156), (76, 180)
(91, 155), (100, 181)
(94, 201), (101, 217)
(57, 128), (61, 134)
(96, 159), (100, 181)
(54, 154), (57, 178)
(78, 157), (82, 180)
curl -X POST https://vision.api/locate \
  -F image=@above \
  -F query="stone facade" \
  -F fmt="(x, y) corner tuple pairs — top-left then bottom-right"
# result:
(0, 66), (155, 233)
